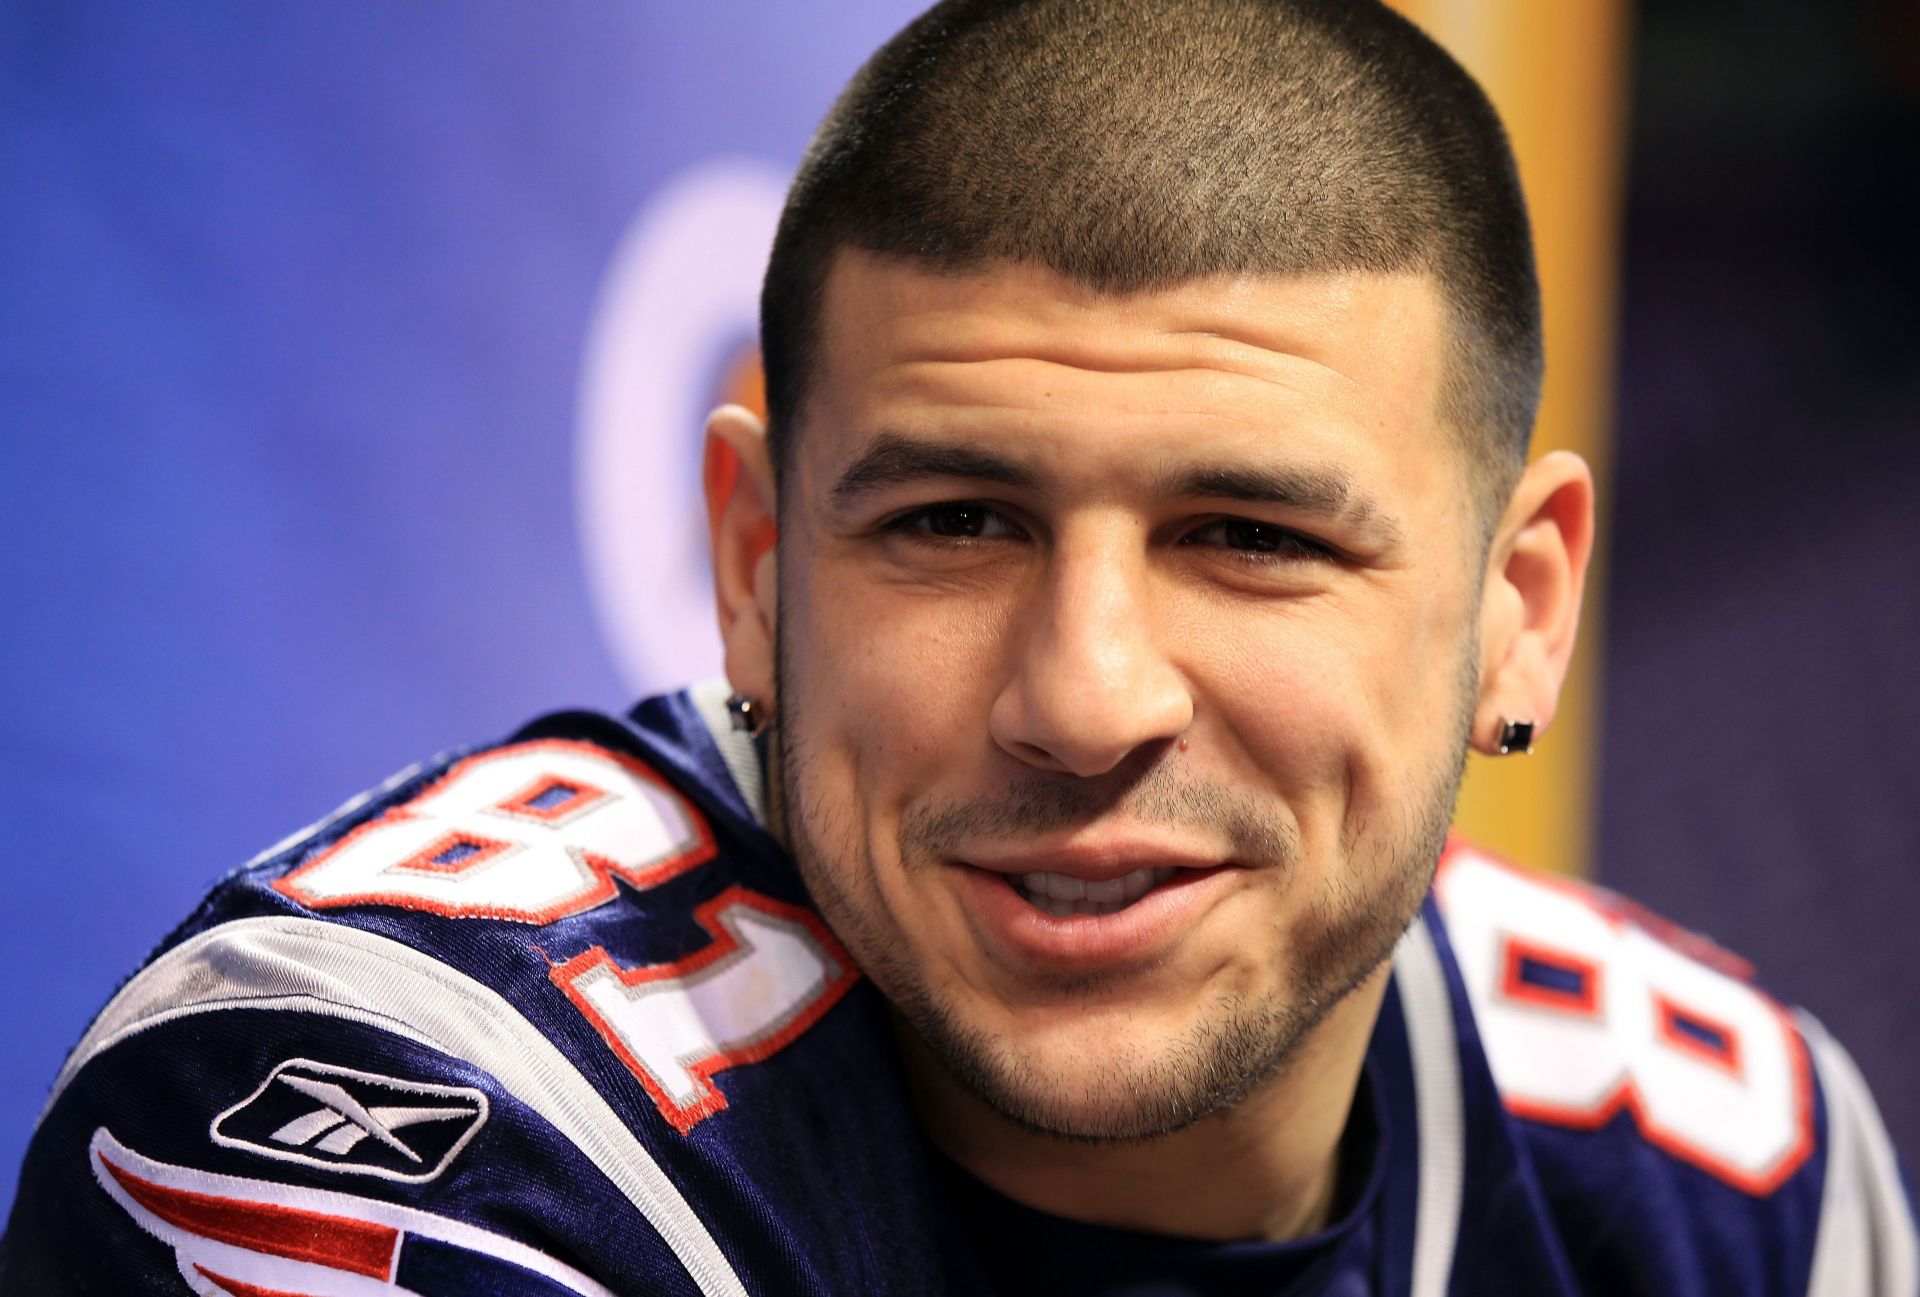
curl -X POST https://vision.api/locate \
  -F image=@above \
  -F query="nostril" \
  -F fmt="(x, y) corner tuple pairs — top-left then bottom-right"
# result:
(1008, 739), (1066, 769)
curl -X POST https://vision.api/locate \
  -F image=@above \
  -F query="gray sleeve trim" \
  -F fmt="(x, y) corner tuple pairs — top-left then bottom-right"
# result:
(1802, 1011), (1919, 1297)
(687, 678), (768, 827)
(1394, 914), (1466, 1297)
(41, 915), (749, 1297)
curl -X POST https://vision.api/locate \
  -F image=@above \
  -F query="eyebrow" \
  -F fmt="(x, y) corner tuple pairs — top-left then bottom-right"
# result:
(1163, 464), (1381, 521)
(828, 432), (1040, 508)
(828, 431), (1402, 543)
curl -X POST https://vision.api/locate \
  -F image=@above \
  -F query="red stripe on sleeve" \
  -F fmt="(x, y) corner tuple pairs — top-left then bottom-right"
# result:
(98, 1150), (396, 1279)
(193, 1264), (320, 1297)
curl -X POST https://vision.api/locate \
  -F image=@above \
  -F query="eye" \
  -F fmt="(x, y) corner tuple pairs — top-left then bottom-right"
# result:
(885, 502), (1025, 541)
(1182, 517), (1334, 562)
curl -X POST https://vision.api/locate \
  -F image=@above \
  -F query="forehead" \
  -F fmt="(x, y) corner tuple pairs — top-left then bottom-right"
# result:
(802, 250), (1456, 501)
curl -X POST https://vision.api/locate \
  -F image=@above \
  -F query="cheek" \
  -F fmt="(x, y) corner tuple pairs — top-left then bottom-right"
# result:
(780, 573), (1015, 988)
(1188, 604), (1377, 762)
(795, 566), (1013, 782)
(1181, 593), (1465, 842)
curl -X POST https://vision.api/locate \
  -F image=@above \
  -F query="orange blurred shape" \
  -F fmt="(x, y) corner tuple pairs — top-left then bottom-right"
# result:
(720, 346), (768, 422)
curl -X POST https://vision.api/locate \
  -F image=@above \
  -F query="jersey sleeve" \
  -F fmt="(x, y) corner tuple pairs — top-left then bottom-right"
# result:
(0, 708), (977, 1297)
(1798, 1014), (1919, 1297)
(0, 914), (717, 1297)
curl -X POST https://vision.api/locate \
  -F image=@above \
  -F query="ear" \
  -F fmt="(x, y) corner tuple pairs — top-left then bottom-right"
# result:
(703, 404), (779, 707)
(1471, 450), (1596, 755)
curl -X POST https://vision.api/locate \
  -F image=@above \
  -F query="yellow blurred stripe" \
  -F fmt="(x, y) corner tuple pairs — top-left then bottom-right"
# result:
(1389, 0), (1632, 877)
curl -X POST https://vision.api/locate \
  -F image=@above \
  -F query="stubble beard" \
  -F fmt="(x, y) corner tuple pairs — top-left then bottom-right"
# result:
(773, 619), (1478, 1145)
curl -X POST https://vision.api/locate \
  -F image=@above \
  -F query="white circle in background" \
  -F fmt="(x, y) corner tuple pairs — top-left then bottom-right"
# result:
(575, 158), (789, 696)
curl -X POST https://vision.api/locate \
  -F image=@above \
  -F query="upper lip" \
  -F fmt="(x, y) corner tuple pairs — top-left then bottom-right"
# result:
(956, 837), (1232, 883)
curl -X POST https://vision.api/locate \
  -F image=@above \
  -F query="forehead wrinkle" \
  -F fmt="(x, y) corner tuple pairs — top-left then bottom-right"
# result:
(885, 348), (1359, 403)
(847, 292), (1386, 396)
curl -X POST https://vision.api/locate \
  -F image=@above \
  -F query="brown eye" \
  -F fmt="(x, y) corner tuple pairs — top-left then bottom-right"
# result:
(1223, 520), (1286, 552)
(887, 502), (1023, 541)
(1184, 518), (1333, 561)
(923, 504), (990, 537)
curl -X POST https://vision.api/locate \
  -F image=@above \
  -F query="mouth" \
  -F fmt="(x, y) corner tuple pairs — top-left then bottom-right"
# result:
(947, 846), (1239, 968)
(1006, 865), (1183, 917)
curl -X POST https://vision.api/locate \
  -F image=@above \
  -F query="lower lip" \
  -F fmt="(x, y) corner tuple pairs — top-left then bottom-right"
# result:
(950, 864), (1233, 970)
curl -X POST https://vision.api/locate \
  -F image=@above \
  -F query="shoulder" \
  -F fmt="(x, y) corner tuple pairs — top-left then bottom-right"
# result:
(3, 689), (956, 1296)
(1429, 841), (1917, 1297)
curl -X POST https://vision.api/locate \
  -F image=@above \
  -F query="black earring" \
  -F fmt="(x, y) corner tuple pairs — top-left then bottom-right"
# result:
(1496, 718), (1535, 756)
(726, 693), (767, 737)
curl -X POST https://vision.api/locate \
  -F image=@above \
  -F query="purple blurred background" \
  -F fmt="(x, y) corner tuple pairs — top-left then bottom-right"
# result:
(1, 0), (1914, 1221)
(1601, 0), (1920, 1166)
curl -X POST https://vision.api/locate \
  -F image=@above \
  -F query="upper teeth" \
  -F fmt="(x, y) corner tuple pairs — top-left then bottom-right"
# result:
(1020, 866), (1176, 905)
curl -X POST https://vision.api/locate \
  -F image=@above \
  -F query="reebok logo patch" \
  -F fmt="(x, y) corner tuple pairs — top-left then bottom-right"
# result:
(211, 1058), (488, 1183)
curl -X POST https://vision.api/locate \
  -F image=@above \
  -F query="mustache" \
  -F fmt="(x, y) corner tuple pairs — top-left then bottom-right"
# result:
(897, 764), (1299, 869)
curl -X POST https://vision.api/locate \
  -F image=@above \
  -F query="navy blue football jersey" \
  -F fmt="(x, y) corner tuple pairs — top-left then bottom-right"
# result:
(2, 684), (1912, 1295)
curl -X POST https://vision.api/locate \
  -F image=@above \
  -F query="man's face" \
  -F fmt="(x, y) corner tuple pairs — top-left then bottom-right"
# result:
(772, 253), (1482, 1140)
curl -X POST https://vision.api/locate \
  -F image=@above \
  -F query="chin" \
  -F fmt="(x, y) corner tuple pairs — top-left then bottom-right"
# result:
(910, 980), (1321, 1144)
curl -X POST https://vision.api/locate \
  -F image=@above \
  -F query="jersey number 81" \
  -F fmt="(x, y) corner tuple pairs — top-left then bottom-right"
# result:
(276, 741), (856, 1133)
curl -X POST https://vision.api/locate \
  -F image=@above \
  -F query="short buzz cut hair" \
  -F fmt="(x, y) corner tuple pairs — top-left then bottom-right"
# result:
(761, 0), (1543, 527)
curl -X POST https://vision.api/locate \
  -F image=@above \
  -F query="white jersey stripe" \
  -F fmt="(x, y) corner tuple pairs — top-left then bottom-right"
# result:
(1395, 914), (1466, 1297)
(42, 916), (749, 1297)
(1802, 1011), (1920, 1297)
(688, 678), (768, 827)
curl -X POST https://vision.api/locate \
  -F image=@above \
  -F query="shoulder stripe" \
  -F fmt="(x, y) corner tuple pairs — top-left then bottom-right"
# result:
(91, 1127), (618, 1297)
(1801, 1011), (1919, 1297)
(1394, 914), (1465, 1297)
(43, 916), (748, 1297)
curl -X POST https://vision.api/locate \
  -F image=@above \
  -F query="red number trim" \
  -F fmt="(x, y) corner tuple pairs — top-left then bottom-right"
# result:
(1497, 998), (1813, 1195)
(389, 829), (515, 876)
(1498, 934), (1603, 1018)
(493, 775), (609, 825)
(1654, 993), (1746, 1080)
(552, 886), (860, 1135)
(274, 739), (716, 924)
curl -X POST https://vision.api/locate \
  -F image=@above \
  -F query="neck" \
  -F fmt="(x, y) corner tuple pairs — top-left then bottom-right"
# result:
(900, 965), (1391, 1242)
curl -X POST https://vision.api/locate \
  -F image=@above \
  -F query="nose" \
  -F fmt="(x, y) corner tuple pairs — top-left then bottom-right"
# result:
(988, 533), (1194, 777)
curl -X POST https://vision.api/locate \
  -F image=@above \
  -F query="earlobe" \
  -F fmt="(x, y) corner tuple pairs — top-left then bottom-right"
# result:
(703, 404), (779, 706)
(1472, 451), (1596, 755)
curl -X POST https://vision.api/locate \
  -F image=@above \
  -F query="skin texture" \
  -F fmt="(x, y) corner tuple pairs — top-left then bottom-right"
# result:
(706, 251), (1593, 1241)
